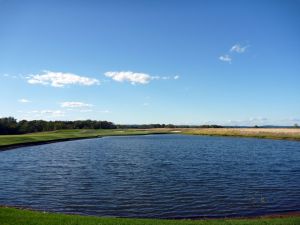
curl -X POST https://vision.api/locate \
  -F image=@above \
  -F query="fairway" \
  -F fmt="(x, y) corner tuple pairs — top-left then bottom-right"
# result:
(0, 129), (169, 149)
(1, 128), (300, 150)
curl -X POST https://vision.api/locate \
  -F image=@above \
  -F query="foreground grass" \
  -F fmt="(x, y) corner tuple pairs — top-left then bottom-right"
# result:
(0, 207), (299, 225)
(0, 129), (169, 148)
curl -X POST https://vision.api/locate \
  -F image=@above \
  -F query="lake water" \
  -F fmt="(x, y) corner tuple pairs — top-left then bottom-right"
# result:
(0, 134), (299, 218)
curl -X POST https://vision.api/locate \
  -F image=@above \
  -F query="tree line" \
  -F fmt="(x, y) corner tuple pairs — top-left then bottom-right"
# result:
(0, 117), (223, 135)
(119, 124), (223, 129)
(0, 117), (116, 134)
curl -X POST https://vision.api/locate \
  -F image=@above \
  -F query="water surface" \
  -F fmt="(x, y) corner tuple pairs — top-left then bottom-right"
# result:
(0, 134), (299, 218)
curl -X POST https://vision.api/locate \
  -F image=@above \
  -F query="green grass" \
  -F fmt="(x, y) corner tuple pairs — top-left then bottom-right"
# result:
(0, 207), (299, 225)
(0, 129), (169, 148)
(1, 128), (300, 149)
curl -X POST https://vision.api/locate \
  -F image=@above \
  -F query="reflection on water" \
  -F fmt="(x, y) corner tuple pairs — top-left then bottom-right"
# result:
(0, 134), (299, 218)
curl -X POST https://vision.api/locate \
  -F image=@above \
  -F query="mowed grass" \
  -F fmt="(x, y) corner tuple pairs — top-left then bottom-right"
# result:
(0, 207), (299, 225)
(0, 129), (169, 148)
(1, 128), (300, 149)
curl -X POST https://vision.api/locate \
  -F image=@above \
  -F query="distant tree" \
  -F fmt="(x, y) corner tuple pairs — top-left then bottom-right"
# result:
(0, 117), (18, 134)
(294, 123), (299, 128)
(0, 117), (225, 135)
(167, 124), (176, 128)
(254, 125), (259, 128)
(0, 117), (117, 135)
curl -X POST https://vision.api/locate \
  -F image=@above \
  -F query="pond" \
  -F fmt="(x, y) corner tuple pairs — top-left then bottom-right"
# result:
(0, 134), (299, 218)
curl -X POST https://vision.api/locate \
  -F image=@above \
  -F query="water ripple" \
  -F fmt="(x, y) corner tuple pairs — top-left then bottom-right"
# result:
(0, 134), (299, 218)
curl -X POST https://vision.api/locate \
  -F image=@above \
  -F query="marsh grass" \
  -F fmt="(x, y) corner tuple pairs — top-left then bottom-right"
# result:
(179, 128), (300, 141)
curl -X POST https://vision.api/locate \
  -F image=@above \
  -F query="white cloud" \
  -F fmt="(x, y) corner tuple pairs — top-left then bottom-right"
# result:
(219, 55), (232, 63)
(223, 117), (269, 126)
(19, 110), (65, 118)
(219, 117), (300, 126)
(18, 98), (31, 103)
(230, 44), (248, 53)
(2, 73), (18, 79)
(104, 71), (152, 84)
(39, 110), (65, 116)
(27, 70), (100, 87)
(151, 76), (160, 80)
(249, 117), (268, 122)
(104, 71), (180, 85)
(219, 43), (249, 64)
(98, 110), (110, 113)
(79, 109), (93, 113)
(61, 101), (93, 108)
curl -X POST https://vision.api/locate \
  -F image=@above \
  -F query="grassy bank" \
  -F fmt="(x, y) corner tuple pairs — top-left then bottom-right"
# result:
(179, 128), (300, 141)
(0, 129), (169, 149)
(1, 128), (300, 150)
(0, 207), (299, 225)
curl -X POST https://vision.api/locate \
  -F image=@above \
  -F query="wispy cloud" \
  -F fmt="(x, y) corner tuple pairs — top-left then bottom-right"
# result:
(27, 70), (100, 87)
(219, 55), (232, 63)
(2, 73), (18, 79)
(98, 110), (110, 113)
(18, 110), (65, 118)
(104, 71), (151, 84)
(104, 71), (180, 85)
(61, 101), (93, 108)
(225, 117), (268, 126)
(79, 109), (93, 113)
(18, 98), (31, 103)
(39, 110), (65, 117)
(230, 44), (248, 53)
(219, 43), (249, 63)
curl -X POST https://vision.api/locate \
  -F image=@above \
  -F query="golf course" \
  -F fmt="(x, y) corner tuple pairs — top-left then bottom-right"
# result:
(1, 128), (300, 150)
(1, 128), (300, 224)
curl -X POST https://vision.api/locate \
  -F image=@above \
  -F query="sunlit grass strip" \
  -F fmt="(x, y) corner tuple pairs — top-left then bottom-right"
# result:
(0, 207), (300, 225)
(0, 129), (170, 149)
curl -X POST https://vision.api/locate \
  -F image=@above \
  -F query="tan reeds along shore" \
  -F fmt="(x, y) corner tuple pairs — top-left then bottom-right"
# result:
(177, 128), (300, 141)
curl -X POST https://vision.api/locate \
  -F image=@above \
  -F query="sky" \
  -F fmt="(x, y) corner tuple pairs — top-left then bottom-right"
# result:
(0, 0), (300, 125)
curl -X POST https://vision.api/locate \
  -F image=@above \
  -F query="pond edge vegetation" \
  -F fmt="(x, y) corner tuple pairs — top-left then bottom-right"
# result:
(0, 206), (300, 225)
(1, 127), (300, 151)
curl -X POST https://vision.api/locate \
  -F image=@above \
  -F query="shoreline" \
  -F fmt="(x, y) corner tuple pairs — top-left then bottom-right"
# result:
(0, 136), (101, 151)
(0, 205), (299, 220)
(179, 128), (300, 142)
(1, 130), (300, 224)
(1, 128), (300, 151)
(0, 131), (169, 152)
(184, 132), (300, 142)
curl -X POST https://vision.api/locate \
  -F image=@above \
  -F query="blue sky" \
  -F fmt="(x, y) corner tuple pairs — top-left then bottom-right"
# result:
(1, 0), (299, 125)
